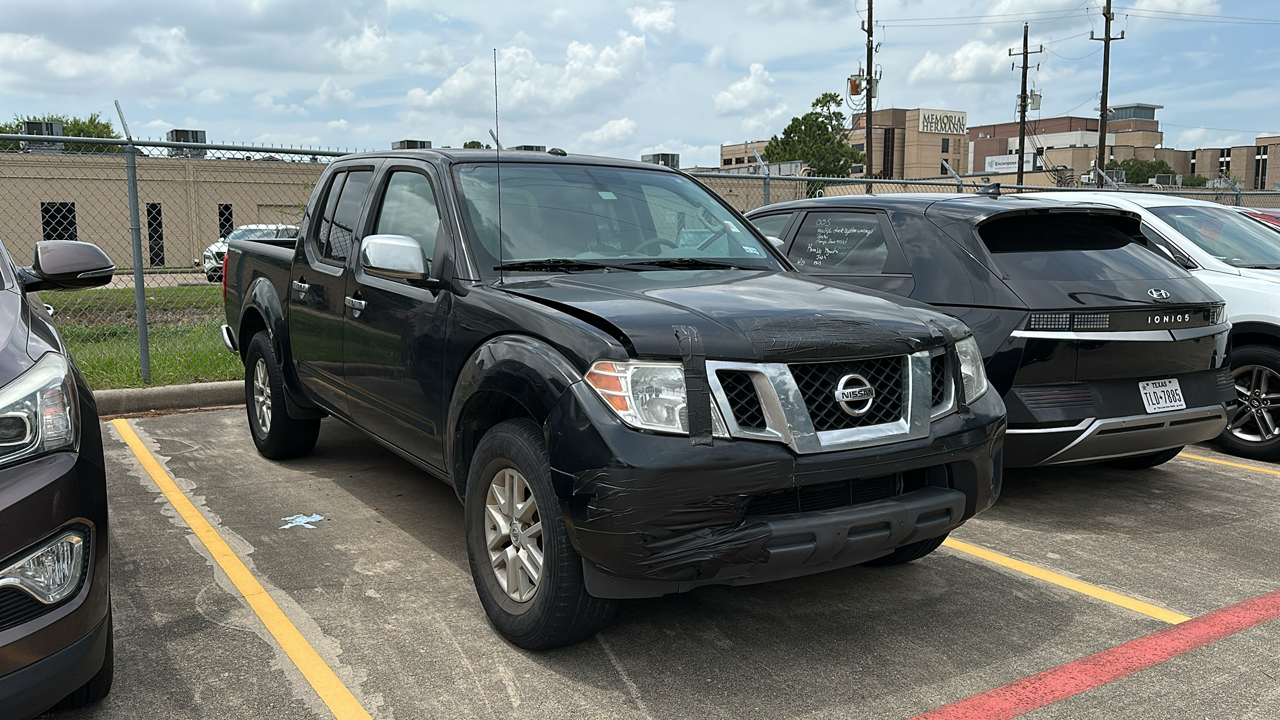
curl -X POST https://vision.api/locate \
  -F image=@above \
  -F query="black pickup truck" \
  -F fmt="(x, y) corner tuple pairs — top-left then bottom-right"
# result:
(222, 149), (1006, 649)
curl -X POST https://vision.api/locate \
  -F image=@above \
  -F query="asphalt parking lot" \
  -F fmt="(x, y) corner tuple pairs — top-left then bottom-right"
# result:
(57, 407), (1280, 719)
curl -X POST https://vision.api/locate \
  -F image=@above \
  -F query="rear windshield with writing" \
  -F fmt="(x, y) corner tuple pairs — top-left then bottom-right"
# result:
(978, 214), (1185, 281)
(788, 212), (887, 274)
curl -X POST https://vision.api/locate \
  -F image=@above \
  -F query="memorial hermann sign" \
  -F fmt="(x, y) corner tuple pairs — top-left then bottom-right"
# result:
(918, 110), (968, 135)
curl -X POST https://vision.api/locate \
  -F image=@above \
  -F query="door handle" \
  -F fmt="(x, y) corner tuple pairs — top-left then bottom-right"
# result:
(344, 296), (367, 317)
(291, 280), (310, 298)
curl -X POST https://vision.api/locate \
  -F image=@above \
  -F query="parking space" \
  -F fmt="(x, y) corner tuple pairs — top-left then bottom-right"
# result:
(61, 408), (1280, 719)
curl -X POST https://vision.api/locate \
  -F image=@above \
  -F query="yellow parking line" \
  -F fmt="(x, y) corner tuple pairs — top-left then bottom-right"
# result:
(112, 419), (372, 720)
(1179, 451), (1280, 477)
(942, 538), (1191, 625)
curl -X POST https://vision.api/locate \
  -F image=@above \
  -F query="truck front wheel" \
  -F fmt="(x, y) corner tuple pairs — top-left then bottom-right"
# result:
(244, 331), (320, 459)
(463, 418), (616, 650)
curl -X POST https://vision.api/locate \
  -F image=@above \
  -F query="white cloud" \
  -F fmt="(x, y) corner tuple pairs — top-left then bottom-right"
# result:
(1130, 0), (1219, 13)
(703, 45), (726, 69)
(406, 46), (456, 75)
(194, 88), (225, 104)
(328, 119), (350, 131)
(307, 77), (355, 106)
(907, 40), (1011, 85)
(329, 26), (389, 72)
(406, 33), (648, 116)
(0, 26), (193, 90)
(713, 63), (776, 114)
(628, 2), (676, 34)
(578, 117), (637, 146)
(1175, 127), (1242, 149)
(253, 91), (308, 116)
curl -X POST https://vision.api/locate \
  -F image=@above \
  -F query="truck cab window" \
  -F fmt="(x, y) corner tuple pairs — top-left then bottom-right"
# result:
(317, 170), (372, 265)
(374, 172), (443, 259)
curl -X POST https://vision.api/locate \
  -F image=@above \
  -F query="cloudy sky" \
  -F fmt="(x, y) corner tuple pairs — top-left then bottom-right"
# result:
(1, 0), (1275, 167)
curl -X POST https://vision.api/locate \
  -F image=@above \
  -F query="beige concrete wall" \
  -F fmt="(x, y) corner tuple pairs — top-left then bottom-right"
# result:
(0, 153), (323, 270)
(902, 109), (968, 180)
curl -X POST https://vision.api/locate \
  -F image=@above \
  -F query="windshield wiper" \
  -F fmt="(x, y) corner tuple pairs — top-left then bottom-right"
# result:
(1242, 264), (1280, 270)
(495, 259), (627, 273)
(618, 257), (769, 271)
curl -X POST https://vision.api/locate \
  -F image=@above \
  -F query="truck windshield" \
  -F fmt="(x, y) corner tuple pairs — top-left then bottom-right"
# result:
(1150, 205), (1280, 269)
(453, 162), (780, 274)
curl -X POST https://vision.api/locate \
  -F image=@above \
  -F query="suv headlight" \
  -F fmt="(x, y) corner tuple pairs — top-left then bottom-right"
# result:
(585, 360), (728, 437)
(955, 336), (989, 402)
(0, 353), (76, 468)
(0, 529), (86, 604)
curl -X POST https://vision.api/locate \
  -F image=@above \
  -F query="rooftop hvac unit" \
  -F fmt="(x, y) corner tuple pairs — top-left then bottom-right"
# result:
(1153, 173), (1175, 186)
(21, 121), (64, 153)
(167, 129), (207, 158)
(641, 153), (680, 169)
(392, 139), (432, 150)
(513, 145), (546, 152)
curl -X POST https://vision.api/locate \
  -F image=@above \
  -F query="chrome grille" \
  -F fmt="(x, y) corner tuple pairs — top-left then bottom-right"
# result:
(930, 354), (948, 407)
(717, 370), (766, 431)
(789, 357), (905, 432)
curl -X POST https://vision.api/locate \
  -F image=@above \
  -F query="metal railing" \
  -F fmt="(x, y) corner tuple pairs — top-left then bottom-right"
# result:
(0, 133), (352, 389)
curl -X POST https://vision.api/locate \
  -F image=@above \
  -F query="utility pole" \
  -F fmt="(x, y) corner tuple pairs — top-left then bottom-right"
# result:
(1092, 0), (1124, 187)
(1009, 23), (1043, 186)
(863, 0), (874, 191)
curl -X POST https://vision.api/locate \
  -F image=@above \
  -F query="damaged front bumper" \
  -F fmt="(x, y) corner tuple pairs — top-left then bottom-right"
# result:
(546, 382), (1005, 599)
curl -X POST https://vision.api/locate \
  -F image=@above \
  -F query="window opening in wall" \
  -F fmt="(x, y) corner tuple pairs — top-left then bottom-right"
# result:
(40, 202), (77, 242)
(941, 138), (950, 153)
(218, 204), (234, 239)
(146, 203), (165, 266)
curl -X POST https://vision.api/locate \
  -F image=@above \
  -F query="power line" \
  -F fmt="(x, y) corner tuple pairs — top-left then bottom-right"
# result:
(1163, 123), (1280, 135)
(1046, 45), (1102, 60)
(1113, 6), (1280, 22)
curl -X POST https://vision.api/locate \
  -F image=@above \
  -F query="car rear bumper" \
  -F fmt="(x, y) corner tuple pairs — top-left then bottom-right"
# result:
(546, 382), (1005, 599)
(1003, 367), (1234, 466)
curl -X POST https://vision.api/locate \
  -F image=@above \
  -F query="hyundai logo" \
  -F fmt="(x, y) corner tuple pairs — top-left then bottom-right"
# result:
(834, 374), (876, 417)
(1148, 288), (1171, 300)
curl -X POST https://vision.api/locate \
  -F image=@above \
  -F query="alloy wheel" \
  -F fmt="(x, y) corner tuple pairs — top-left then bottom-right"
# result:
(253, 357), (272, 433)
(484, 467), (543, 602)
(1228, 364), (1280, 443)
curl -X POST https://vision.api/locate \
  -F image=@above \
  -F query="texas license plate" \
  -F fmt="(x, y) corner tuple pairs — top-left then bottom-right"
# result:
(1139, 378), (1186, 413)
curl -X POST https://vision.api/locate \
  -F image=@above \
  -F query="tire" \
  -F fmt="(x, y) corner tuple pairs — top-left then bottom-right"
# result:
(1217, 344), (1280, 461)
(863, 534), (948, 567)
(463, 418), (616, 650)
(53, 612), (114, 710)
(206, 270), (221, 283)
(1109, 446), (1183, 470)
(244, 331), (320, 459)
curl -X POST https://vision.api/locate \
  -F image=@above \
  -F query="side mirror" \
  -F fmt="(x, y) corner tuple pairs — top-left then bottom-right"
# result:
(766, 236), (785, 249)
(359, 234), (435, 286)
(20, 241), (115, 292)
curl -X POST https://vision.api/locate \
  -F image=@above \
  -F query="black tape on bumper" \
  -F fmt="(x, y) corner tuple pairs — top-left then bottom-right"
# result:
(674, 324), (714, 446)
(735, 314), (921, 362)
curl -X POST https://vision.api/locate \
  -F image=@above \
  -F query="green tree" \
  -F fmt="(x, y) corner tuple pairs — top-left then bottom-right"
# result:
(463, 140), (491, 149)
(1181, 173), (1208, 187)
(1104, 157), (1175, 184)
(0, 112), (122, 153)
(764, 93), (865, 180)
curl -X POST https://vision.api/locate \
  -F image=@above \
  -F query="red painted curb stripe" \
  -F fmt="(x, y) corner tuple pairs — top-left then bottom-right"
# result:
(912, 587), (1280, 720)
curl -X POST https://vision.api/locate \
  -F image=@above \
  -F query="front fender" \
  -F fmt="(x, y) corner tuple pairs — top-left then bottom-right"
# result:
(446, 334), (585, 488)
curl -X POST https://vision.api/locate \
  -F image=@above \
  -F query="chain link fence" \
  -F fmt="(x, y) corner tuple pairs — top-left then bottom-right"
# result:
(0, 133), (347, 389)
(2, 135), (1278, 390)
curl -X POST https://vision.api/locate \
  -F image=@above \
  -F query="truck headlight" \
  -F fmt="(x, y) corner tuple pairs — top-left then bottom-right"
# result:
(0, 529), (86, 604)
(955, 335), (989, 402)
(585, 360), (728, 437)
(0, 353), (76, 468)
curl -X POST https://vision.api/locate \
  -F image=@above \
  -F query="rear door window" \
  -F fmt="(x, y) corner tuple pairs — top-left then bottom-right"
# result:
(979, 214), (1186, 280)
(787, 211), (890, 274)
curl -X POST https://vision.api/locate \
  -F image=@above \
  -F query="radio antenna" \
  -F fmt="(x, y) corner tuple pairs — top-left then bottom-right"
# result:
(493, 49), (504, 285)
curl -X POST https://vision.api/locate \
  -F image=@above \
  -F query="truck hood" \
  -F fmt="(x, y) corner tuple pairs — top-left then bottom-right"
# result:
(500, 270), (959, 362)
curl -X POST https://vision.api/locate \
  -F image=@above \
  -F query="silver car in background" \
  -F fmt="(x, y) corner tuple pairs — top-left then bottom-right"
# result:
(202, 224), (298, 282)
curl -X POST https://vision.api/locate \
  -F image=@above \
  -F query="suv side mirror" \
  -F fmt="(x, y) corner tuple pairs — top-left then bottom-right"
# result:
(359, 234), (436, 287)
(19, 241), (115, 292)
